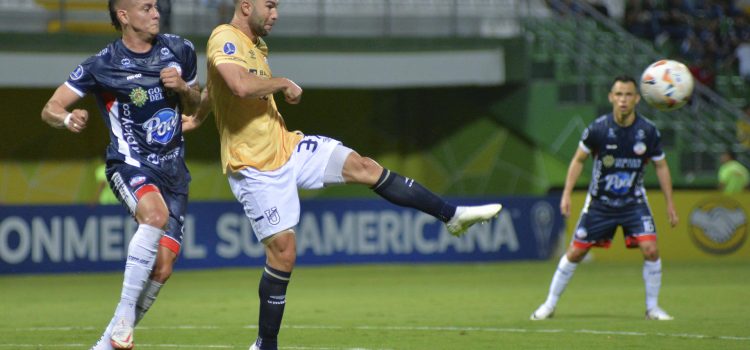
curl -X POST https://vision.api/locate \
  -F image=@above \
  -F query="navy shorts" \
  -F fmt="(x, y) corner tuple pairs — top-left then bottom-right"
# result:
(106, 161), (189, 254)
(572, 202), (657, 249)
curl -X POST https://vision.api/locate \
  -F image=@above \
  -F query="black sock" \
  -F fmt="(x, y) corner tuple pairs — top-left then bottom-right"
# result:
(256, 264), (291, 350)
(372, 169), (456, 222)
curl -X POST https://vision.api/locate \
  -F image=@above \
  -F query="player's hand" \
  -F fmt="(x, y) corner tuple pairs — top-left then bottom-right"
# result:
(666, 203), (679, 227)
(181, 114), (201, 133)
(160, 67), (189, 94)
(283, 78), (302, 104)
(560, 194), (571, 217)
(66, 109), (89, 133)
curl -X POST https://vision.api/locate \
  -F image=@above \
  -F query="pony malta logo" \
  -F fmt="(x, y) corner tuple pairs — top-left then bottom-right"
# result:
(689, 198), (748, 254)
(143, 108), (179, 144)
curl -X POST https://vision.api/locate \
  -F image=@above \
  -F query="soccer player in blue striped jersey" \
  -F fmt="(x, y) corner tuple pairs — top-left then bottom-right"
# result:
(530, 76), (679, 321)
(41, 0), (200, 348)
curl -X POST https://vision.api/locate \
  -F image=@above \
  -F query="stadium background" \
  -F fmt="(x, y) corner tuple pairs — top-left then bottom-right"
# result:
(0, 1), (749, 348)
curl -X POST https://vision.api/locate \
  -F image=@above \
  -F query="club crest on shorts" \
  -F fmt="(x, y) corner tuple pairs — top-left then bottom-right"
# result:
(265, 207), (280, 225)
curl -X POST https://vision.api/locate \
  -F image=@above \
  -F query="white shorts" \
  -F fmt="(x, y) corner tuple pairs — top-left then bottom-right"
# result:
(228, 135), (353, 241)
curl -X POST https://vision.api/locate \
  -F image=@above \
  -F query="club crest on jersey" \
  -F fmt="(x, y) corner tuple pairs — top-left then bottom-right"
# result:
(223, 42), (236, 55)
(265, 207), (281, 225)
(129, 176), (146, 187)
(602, 154), (615, 168)
(633, 142), (647, 155)
(143, 108), (179, 145)
(69, 65), (84, 80)
(167, 62), (182, 75)
(160, 47), (173, 59)
(130, 87), (148, 107)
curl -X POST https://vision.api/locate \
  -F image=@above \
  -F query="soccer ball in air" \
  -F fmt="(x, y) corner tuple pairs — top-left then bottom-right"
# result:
(639, 59), (694, 111)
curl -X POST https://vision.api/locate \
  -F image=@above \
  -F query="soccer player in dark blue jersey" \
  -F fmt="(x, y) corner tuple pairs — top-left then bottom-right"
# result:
(41, 0), (200, 349)
(530, 76), (679, 321)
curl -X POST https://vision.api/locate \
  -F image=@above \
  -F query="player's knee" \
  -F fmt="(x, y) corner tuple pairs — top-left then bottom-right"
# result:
(643, 248), (660, 261)
(350, 156), (382, 184)
(139, 210), (169, 229)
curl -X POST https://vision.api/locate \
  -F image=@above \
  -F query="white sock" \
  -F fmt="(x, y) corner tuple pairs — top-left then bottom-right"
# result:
(90, 317), (116, 350)
(136, 279), (164, 325)
(91, 279), (163, 350)
(544, 255), (578, 308)
(114, 224), (162, 324)
(643, 258), (662, 311)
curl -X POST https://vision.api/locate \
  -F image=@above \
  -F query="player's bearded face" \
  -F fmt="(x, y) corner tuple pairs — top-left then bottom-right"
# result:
(249, 0), (278, 37)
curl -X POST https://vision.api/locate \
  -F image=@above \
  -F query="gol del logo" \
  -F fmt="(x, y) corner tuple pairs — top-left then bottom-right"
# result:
(688, 198), (748, 254)
(130, 87), (148, 107)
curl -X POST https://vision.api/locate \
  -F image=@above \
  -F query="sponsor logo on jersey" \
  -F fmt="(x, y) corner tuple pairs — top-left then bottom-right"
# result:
(607, 128), (616, 139)
(223, 42), (236, 55)
(69, 65), (84, 81)
(604, 171), (636, 195)
(143, 108), (179, 145)
(636, 129), (646, 140)
(606, 144), (617, 150)
(265, 207), (281, 225)
(602, 154), (615, 168)
(689, 198), (748, 254)
(126, 73), (142, 81)
(129, 87), (148, 107)
(633, 141), (647, 155)
(129, 176), (146, 187)
(96, 48), (109, 56)
(121, 58), (133, 67)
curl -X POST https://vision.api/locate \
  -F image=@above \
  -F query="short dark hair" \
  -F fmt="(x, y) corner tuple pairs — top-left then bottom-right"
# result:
(725, 150), (737, 160)
(109, 0), (122, 31)
(612, 75), (638, 88)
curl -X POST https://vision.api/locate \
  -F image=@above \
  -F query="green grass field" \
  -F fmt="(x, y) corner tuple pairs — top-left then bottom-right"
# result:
(1, 260), (748, 349)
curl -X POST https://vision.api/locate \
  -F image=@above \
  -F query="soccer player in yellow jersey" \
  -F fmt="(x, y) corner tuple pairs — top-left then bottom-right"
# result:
(190, 1), (502, 349)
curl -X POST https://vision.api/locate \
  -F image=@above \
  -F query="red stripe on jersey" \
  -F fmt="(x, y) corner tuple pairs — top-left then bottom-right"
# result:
(134, 184), (160, 200)
(102, 92), (116, 112)
(160, 235), (181, 254)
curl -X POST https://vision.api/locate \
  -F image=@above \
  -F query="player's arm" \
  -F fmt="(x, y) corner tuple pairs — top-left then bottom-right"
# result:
(216, 62), (302, 104)
(41, 84), (89, 133)
(560, 147), (589, 217)
(160, 67), (200, 116)
(182, 85), (212, 132)
(653, 157), (679, 227)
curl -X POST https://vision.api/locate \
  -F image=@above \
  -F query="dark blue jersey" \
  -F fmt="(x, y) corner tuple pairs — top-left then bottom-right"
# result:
(65, 34), (197, 183)
(580, 113), (664, 208)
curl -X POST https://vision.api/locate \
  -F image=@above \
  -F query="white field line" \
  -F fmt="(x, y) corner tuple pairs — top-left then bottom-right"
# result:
(4, 323), (750, 343)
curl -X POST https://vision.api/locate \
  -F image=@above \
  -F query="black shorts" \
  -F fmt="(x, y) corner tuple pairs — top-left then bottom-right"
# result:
(107, 161), (189, 253)
(572, 202), (657, 249)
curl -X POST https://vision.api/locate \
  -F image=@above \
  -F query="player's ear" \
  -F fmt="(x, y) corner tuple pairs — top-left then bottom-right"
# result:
(241, 0), (253, 15)
(117, 8), (128, 27)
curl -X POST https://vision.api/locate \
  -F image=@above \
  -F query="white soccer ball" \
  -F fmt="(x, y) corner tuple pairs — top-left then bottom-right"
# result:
(639, 59), (695, 111)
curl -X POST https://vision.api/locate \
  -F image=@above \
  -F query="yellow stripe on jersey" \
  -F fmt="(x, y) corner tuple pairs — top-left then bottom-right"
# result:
(207, 24), (302, 173)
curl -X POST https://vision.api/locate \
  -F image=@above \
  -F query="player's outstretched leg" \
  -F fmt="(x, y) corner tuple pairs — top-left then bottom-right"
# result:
(371, 169), (501, 236)
(445, 203), (503, 236)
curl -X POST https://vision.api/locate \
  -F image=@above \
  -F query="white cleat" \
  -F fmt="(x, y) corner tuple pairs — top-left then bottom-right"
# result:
(110, 318), (134, 349)
(446, 204), (503, 236)
(249, 342), (260, 350)
(530, 304), (555, 320)
(646, 306), (674, 320)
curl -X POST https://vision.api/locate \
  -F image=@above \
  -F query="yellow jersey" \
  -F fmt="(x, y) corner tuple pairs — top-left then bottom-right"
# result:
(207, 24), (302, 173)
